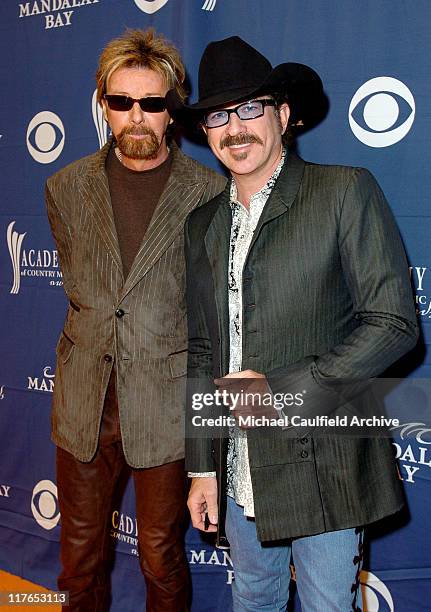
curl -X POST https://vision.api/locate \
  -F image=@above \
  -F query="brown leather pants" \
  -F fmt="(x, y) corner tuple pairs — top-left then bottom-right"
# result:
(56, 372), (190, 612)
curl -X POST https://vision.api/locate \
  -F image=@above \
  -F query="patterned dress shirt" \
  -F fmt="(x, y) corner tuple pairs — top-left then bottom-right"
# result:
(190, 149), (286, 518)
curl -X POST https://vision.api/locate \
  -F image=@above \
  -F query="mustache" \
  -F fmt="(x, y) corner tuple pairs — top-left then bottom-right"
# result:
(121, 126), (155, 137)
(220, 133), (263, 149)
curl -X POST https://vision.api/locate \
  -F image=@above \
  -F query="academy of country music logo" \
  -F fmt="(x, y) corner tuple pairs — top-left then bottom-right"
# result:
(410, 266), (431, 319)
(6, 221), (62, 295)
(18, 0), (100, 30)
(0, 386), (5, 400)
(7, 221), (26, 294)
(349, 77), (415, 148)
(26, 111), (65, 164)
(31, 480), (60, 530)
(92, 90), (109, 149)
(28, 366), (55, 393)
(360, 571), (394, 612)
(201, 0), (217, 10)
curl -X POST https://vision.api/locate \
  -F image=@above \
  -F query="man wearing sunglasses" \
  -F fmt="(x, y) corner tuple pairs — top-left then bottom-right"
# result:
(167, 37), (418, 611)
(45, 29), (225, 611)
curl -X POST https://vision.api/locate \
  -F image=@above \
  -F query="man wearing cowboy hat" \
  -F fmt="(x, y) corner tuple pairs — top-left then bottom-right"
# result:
(167, 36), (418, 610)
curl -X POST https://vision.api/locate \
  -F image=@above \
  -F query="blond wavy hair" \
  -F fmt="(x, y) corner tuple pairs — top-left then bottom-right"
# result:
(96, 28), (186, 103)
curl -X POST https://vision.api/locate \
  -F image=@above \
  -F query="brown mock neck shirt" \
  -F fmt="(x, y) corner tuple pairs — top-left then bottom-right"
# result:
(106, 146), (173, 279)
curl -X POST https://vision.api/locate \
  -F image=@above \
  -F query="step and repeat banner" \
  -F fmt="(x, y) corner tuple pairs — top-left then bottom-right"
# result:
(0, 1), (430, 610)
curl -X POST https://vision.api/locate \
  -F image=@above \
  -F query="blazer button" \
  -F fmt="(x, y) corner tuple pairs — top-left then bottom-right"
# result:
(104, 354), (113, 362)
(115, 308), (125, 318)
(300, 437), (309, 445)
(300, 450), (308, 459)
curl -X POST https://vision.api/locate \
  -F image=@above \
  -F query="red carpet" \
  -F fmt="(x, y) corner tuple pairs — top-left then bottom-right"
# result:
(0, 571), (61, 610)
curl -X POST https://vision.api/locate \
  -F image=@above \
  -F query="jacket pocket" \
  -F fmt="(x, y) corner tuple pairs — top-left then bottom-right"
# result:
(56, 332), (75, 364)
(168, 349), (188, 379)
(248, 432), (309, 467)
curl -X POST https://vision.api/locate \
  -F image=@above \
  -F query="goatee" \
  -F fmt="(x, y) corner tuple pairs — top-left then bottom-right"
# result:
(117, 126), (161, 160)
(220, 132), (263, 161)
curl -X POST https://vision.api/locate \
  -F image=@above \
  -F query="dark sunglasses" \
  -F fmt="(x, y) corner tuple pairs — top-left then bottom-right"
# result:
(104, 94), (166, 113)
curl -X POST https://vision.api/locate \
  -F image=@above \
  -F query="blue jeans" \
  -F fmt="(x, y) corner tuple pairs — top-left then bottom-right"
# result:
(226, 496), (363, 611)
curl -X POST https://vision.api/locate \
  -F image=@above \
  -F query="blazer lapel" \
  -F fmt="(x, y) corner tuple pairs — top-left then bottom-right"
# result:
(203, 153), (305, 374)
(77, 138), (123, 275)
(204, 186), (232, 374)
(247, 151), (306, 255)
(120, 144), (207, 299)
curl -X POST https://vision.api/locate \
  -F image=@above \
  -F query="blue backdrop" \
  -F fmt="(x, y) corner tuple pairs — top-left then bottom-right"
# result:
(0, 1), (430, 610)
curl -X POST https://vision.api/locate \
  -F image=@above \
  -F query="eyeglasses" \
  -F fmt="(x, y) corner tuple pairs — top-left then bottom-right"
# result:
(203, 99), (276, 128)
(103, 94), (166, 113)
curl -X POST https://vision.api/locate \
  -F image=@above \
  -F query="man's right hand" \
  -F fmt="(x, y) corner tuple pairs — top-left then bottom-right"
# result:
(188, 477), (218, 532)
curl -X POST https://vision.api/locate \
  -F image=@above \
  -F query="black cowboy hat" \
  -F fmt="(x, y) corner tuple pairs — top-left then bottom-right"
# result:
(166, 36), (328, 130)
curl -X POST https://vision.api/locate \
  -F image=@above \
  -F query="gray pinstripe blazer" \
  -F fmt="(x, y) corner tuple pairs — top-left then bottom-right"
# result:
(185, 152), (419, 541)
(46, 139), (226, 468)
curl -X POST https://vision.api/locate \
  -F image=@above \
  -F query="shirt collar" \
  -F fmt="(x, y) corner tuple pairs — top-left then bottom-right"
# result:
(229, 147), (287, 209)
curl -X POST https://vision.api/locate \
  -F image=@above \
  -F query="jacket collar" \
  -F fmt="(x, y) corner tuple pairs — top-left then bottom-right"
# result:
(77, 138), (121, 272)
(78, 138), (208, 299)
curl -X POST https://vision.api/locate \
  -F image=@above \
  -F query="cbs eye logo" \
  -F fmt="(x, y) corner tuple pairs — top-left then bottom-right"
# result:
(360, 571), (394, 612)
(349, 77), (415, 148)
(134, 0), (169, 13)
(31, 479), (60, 530)
(26, 111), (65, 164)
